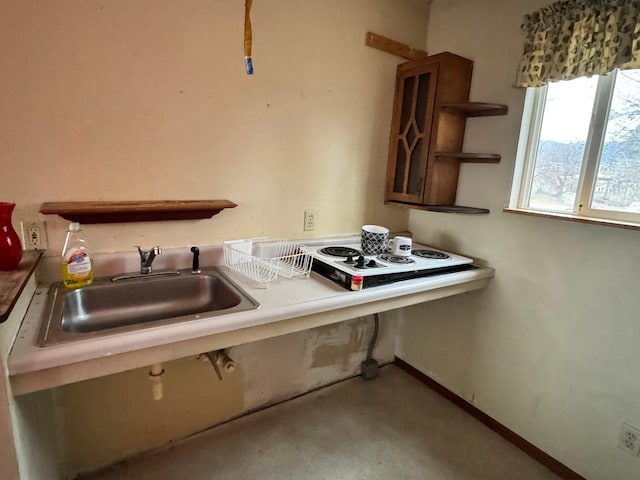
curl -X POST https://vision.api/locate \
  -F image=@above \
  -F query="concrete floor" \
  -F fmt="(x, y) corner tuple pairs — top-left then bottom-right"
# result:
(83, 365), (560, 480)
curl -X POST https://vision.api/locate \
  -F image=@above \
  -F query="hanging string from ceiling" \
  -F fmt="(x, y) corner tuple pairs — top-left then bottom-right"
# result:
(244, 0), (253, 74)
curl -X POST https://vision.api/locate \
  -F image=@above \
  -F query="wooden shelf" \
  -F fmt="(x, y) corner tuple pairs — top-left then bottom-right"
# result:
(0, 250), (42, 324)
(423, 205), (489, 214)
(434, 152), (501, 163)
(386, 201), (489, 214)
(440, 102), (508, 117)
(39, 200), (237, 224)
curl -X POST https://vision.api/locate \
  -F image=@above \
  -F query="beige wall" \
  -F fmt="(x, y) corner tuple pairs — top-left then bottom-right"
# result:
(0, 0), (431, 254)
(1, 1), (429, 478)
(399, 1), (640, 480)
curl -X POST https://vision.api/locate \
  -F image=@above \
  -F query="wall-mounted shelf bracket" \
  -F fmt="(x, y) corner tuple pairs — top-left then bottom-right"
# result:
(365, 32), (428, 61)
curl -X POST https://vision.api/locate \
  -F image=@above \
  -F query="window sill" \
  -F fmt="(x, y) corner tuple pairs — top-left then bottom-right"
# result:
(503, 208), (640, 232)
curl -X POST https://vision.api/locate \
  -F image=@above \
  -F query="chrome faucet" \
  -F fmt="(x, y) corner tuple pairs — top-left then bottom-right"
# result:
(137, 246), (161, 274)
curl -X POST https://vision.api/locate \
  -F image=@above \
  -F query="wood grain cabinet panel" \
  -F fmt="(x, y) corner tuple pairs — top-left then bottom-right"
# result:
(384, 52), (507, 213)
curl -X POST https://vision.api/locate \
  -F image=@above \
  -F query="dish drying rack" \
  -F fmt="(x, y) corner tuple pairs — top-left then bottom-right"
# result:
(223, 238), (313, 287)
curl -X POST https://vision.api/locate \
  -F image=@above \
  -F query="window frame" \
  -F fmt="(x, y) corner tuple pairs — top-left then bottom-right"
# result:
(509, 69), (640, 227)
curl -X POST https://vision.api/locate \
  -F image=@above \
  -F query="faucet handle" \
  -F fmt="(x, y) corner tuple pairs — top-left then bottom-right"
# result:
(135, 246), (162, 257)
(135, 246), (162, 274)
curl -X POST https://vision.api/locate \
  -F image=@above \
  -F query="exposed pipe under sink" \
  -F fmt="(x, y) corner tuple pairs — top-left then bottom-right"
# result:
(202, 350), (236, 380)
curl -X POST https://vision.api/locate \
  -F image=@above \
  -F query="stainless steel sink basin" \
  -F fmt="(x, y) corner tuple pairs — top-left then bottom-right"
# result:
(38, 267), (259, 346)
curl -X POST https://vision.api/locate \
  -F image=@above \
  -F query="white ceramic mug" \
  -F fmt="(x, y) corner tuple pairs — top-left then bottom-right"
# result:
(387, 236), (412, 256)
(361, 225), (389, 255)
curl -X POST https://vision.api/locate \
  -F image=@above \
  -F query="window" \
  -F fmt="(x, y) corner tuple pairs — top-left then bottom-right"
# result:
(510, 69), (640, 225)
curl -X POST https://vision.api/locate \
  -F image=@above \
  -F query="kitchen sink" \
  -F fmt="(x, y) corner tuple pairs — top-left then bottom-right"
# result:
(37, 267), (259, 346)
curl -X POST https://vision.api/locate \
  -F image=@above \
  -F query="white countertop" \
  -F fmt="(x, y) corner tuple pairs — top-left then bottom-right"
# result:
(8, 236), (495, 395)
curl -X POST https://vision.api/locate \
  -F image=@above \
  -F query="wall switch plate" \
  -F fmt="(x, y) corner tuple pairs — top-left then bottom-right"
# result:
(304, 210), (317, 231)
(20, 220), (47, 249)
(618, 423), (640, 456)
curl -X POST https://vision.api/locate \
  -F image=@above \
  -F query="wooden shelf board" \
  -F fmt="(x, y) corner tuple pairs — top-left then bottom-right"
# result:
(434, 152), (501, 163)
(386, 201), (489, 214)
(441, 102), (508, 117)
(39, 200), (237, 224)
(365, 32), (429, 61)
(422, 205), (490, 214)
(0, 250), (42, 323)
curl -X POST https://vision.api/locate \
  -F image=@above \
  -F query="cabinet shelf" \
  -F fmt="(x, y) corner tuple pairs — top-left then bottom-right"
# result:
(39, 200), (237, 224)
(386, 201), (489, 214)
(423, 205), (489, 214)
(434, 152), (501, 163)
(440, 102), (508, 117)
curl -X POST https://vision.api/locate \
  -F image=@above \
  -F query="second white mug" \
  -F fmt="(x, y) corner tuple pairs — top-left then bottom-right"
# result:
(387, 236), (412, 256)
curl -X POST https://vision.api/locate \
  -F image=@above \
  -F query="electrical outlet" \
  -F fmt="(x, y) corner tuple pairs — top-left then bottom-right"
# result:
(618, 423), (640, 456)
(304, 210), (317, 231)
(20, 220), (47, 249)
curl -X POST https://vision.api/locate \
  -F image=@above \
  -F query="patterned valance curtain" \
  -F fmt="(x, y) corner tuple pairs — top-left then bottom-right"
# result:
(515, 0), (640, 87)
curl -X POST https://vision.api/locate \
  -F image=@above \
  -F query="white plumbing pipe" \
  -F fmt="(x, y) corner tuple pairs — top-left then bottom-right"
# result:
(148, 363), (164, 401)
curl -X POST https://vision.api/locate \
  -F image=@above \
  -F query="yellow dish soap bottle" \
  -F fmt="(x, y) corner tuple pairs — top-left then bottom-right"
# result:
(60, 222), (94, 288)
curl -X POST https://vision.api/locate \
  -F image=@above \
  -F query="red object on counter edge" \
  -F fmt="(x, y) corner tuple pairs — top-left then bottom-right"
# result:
(0, 202), (23, 271)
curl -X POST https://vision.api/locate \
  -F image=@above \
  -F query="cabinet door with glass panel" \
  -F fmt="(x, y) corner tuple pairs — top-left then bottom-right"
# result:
(385, 60), (439, 204)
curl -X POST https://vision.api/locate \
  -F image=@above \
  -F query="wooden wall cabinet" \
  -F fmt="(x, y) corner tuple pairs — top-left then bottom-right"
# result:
(384, 52), (507, 213)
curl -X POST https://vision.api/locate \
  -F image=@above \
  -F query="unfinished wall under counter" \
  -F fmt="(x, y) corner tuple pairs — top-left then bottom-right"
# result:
(42, 315), (397, 478)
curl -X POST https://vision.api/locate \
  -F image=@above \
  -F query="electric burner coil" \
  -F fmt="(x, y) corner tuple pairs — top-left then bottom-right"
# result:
(319, 246), (361, 258)
(412, 249), (450, 260)
(378, 253), (415, 264)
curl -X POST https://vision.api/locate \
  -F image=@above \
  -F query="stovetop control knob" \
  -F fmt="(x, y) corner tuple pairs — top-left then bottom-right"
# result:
(367, 259), (377, 267)
(345, 255), (355, 265)
(356, 255), (365, 267)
